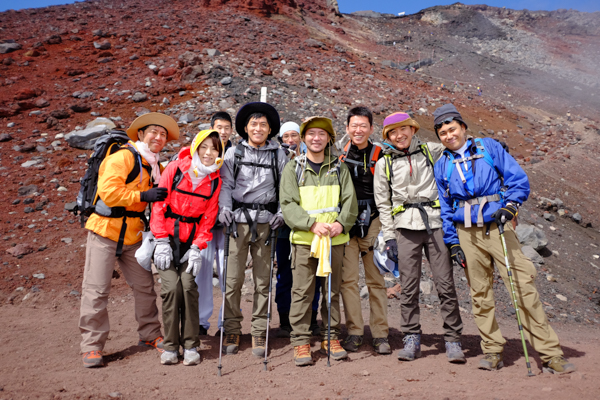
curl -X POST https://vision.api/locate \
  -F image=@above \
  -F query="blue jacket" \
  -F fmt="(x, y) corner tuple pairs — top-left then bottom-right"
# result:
(434, 137), (530, 245)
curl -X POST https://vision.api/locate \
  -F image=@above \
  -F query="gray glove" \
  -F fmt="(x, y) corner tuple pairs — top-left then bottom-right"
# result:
(218, 209), (233, 227)
(269, 214), (285, 230)
(153, 238), (172, 270)
(182, 244), (203, 276)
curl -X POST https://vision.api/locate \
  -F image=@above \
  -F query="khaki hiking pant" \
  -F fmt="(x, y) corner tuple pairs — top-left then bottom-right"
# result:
(290, 243), (344, 347)
(341, 217), (389, 338)
(158, 238), (199, 351)
(79, 231), (162, 353)
(458, 223), (563, 362)
(224, 223), (273, 337)
(396, 228), (463, 342)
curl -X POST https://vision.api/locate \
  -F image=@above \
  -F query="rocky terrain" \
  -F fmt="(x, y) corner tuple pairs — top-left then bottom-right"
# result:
(0, 0), (599, 398)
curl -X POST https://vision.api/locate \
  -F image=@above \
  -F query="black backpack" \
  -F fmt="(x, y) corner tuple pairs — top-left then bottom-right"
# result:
(74, 130), (151, 226)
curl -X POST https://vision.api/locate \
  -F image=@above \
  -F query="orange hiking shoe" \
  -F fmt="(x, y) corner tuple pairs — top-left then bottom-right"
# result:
(82, 350), (104, 368)
(320, 339), (348, 360)
(293, 344), (314, 366)
(138, 336), (164, 353)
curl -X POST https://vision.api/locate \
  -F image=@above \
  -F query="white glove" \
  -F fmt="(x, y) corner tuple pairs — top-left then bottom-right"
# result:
(182, 244), (203, 276)
(153, 238), (172, 270)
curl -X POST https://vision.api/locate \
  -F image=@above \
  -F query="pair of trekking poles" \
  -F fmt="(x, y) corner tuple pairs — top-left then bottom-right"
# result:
(216, 227), (335, 376)
(497, 222), (536, 377)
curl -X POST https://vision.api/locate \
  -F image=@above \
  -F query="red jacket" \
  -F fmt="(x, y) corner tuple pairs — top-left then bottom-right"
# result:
(150, 148), (222, 249)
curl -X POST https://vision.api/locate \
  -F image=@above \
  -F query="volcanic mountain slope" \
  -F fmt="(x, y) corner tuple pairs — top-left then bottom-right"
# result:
(0, 0), (599, 328)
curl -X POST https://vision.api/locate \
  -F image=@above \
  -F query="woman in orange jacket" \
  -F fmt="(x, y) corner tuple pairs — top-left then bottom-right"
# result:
(150, 129), (224, 366)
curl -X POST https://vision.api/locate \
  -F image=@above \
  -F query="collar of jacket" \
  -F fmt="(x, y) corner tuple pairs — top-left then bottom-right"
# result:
(241, 138), (279, 151)
(381, 135), (423, 155)
(347, 141), (373, 157)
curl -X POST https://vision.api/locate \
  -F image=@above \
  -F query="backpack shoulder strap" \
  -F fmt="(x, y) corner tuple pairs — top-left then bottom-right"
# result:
(211, 177), (219, 196)
(444, 150), (455, 183)
(338, 141), (351, 162)
(295, 158), (304, 186)
(473, 138), (497, 174)
(121, 145), (151, 185)
(171, 167), (184, 192)
(420, 143), (435, 169)
(369, 144), (382, 175)
(271, 148), (280, 202)
(384, 154), (393, 182)
(233, 143), (245, 181)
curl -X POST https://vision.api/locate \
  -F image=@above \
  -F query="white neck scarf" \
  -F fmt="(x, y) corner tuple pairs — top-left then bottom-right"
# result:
(188, 152), (218, 190)
(135, 141), (161, 184)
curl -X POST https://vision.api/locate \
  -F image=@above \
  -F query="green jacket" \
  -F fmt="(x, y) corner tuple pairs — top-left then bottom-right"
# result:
(280, 150), (358, 246)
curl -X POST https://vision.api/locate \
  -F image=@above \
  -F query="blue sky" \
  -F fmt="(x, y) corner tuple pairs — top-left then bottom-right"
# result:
(338, 0), (600, 14)
(1, 0), (599, 14)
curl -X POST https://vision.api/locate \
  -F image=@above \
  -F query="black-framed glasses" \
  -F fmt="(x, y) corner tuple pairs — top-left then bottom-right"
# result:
(434, 117), (457, 132)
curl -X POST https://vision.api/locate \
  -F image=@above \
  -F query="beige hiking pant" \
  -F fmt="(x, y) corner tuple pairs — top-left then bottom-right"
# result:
(458, 223), (563, 362)
(79, 231), (162, 353)
(290, 244), (345, 347)
(341, 217), (389, 338)
(224, 223), (273, 337)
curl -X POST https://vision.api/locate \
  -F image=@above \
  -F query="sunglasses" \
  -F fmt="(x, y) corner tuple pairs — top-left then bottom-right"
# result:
(434, 117), (458, 132)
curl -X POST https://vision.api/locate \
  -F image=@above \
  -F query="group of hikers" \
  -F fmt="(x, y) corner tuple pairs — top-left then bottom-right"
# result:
(77, 100), (576, 375)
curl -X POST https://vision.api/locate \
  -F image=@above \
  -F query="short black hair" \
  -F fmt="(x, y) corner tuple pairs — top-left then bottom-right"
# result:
(245, 112), (267, 128)
(139, 124), (167, 138)
(210, 112), (232, 129)
(347, 106), (373, 127)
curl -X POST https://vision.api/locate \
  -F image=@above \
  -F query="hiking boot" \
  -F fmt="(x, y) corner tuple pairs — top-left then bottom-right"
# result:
(276, 312), (292, 338)
(321, 339), (348, 360)
(82, 350), (104, 368)
(183, 348), (201, 366)
(252, 336), (266, 358)
(445, 341), (466, 363)
(294, 344), (314, 366)
(199, 326), (208, 336)
(138, 336), (164, 353)
(479, 353), (504, 370)
(343, 335), (363, 352)
(223, 334), (240, 355)
(373, 337), (392, 355)
(160, 350), (178, 365)
(397, 334), (421, 361)
(542, 356), (576, 375)
(310, 310), (321, 336)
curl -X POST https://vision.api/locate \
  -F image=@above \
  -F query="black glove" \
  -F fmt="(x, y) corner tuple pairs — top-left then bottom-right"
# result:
(385, 239), (398, 263)
(494, 139), (509, 154)
(140, 187), (168, 203)
(449, 244), (467, 268)
(491, 204), (518, 225)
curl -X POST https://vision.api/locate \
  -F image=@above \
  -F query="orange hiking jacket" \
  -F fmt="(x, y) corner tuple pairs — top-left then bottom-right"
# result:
(85, 142), (158, 245)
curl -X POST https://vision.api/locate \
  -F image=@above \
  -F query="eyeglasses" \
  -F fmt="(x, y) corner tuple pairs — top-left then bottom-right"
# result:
(434, 117), (457, 132)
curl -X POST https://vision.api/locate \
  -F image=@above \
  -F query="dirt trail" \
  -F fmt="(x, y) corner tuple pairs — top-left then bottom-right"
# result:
(0, 282), (596, 400)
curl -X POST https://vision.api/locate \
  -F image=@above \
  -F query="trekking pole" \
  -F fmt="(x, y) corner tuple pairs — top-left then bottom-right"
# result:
(263, 229), (277, 371)
(498, 223), (536, 377)
(327, 237), (332, 368)
(217, 225), (231, 377)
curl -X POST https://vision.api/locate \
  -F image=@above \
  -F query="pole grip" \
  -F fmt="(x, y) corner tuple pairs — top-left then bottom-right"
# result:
(224, 225), (231, 253)
(270, 229), (277, 258)
(498, 222), (505, 235)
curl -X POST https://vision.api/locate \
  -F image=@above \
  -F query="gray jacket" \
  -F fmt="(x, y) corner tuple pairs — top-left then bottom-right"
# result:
(219, 139), (288, 224)
(374, 137), (444, 242)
